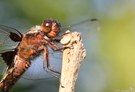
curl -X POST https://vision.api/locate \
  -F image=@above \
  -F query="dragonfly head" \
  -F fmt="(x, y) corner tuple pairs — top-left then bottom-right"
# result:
(42, 19), (61, 38)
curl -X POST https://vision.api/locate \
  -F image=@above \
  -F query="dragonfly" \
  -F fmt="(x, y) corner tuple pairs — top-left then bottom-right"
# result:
(0, 18), (99, 92)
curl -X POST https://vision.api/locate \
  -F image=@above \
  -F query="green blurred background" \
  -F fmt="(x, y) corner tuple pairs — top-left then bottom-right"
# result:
(0, 0), (135, 92)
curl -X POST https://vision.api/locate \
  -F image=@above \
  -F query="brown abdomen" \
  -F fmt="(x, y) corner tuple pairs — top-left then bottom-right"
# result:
(0, 55), (31, 92)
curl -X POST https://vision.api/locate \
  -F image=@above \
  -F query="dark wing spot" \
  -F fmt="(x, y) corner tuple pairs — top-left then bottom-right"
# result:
(0, 50), (17, 66)
(9, 32), (23, 42)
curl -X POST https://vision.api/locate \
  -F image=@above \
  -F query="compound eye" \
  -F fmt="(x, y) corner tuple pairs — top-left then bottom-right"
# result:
(45, 22), (51, 28)
(42, 20), (52, 33)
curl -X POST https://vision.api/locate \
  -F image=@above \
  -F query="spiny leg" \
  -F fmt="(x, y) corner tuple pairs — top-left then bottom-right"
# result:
(48, 41), (71, 52)
(43, 47), (60, 78)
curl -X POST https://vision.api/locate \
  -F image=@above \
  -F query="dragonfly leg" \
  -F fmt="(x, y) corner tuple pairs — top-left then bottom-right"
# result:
(54, 46), (72, 51)
(43, 46), (50, 69)
(48, 41), (72, 52)
(53, 38), (61, 43)
(43, 47), (60, 78)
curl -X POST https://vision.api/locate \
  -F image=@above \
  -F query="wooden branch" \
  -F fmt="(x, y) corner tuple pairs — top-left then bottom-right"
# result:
(59, 31), (86, 92)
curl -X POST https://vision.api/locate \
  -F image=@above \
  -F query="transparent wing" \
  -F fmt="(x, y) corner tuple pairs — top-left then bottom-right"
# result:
(22, 47), (62, 80)
(0, 25), (22, 77)
(61, 19), (100, 61)
(0, 25), (22, 51)
(0, 59), (7, 78)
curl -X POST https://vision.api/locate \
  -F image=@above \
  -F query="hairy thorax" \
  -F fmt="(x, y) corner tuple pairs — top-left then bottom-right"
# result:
(17, 32), (45, 59)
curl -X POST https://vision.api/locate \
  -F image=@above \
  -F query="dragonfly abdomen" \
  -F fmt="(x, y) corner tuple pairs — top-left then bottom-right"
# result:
(0, 55), (31, 92)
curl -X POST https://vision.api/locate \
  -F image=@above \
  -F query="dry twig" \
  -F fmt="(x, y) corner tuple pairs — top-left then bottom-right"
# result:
(59, 31), (86, 92)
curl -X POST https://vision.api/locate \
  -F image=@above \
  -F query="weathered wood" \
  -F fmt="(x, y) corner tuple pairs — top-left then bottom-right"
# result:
(59, 31), (86, 92)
